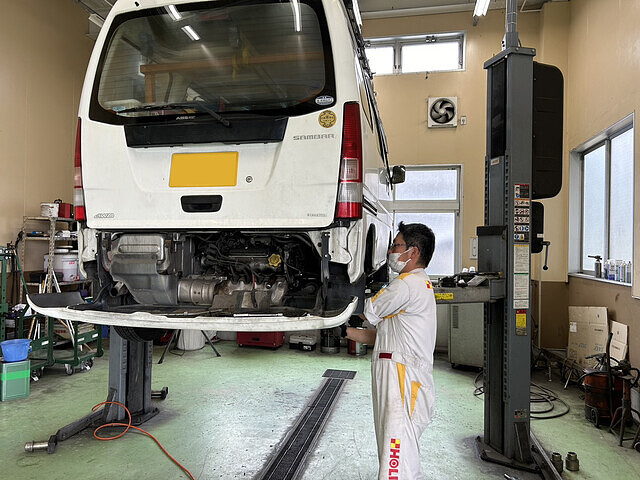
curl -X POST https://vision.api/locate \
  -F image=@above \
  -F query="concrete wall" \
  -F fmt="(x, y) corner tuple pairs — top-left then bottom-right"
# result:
(0, 1), (92, 247)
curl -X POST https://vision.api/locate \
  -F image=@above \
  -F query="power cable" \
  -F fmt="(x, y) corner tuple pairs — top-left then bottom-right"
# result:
(92, 401), (195, 480)
(472, 371), (570, 419)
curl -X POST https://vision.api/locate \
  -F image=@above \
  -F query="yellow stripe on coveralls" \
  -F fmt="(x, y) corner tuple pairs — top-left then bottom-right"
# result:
(383, 309), (405, 319)
(371, 287), (386, 302)
(397, 363), (406, 407)
(410, 381), (422, 417)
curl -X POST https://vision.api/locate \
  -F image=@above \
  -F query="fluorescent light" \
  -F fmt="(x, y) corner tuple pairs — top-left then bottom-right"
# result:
(165, 5), (182, 21)
(290, 0), (301, 32)
(181, 25), (200, 41)
(473, 0), (490, 17)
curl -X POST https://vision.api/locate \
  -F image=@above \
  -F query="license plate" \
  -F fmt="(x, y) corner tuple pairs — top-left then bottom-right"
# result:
(169, 152), (238, 187)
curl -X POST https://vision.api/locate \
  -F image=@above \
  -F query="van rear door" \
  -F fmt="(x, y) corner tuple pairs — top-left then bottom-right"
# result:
(83, 0), (341, 230)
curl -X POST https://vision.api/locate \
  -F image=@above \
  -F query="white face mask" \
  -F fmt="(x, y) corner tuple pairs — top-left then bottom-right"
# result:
(388, 247), (413, 273)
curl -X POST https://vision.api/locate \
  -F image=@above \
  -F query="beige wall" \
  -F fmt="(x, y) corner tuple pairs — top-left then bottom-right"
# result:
(364, 0), (639, 366)
(538, 0), (640, 366)
(0, 1), (92, 247)
(364, 9), (541, 266)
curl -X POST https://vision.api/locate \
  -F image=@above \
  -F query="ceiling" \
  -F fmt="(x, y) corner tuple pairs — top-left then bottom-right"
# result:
(74, 0), (552, 34)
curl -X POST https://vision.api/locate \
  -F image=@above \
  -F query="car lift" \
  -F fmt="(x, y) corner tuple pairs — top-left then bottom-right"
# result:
(24, 326), (167, 453)
(476, 1), (564, 478)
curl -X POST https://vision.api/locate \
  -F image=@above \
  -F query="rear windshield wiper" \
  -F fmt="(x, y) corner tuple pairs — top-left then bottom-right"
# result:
(117, 102), (231, 127)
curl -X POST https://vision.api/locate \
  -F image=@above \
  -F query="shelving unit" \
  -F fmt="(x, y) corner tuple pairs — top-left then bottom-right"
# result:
(17, 215), (103, 375)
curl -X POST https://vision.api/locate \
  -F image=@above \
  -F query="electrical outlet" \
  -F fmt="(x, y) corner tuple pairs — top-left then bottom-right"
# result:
(460, 115), (467, 125)
(470, 237), (478, 259)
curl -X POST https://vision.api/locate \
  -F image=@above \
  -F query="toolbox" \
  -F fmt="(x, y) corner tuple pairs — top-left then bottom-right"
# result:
(289, 334), (317, 351)
(1, 360), (30, 402)
(237, 332), (284, 348)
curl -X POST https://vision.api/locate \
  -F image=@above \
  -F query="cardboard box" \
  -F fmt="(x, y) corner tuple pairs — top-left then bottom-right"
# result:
(567, 306), (608, 368)
(610, 321), (628, 363)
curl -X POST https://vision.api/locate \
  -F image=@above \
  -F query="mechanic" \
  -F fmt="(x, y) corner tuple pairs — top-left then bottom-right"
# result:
(347, 222), (437, 480)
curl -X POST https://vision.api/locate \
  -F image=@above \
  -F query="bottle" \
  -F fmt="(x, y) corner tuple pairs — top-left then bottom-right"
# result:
(608, 260), (616, 281)
(603, 260), (609, 280)
(616, 260), (627, 282)
(588, 255), (602, 278)
(626, 261), (632, 283)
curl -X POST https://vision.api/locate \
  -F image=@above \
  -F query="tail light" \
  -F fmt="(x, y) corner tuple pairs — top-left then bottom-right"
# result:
(336, 102), (362, 219)
(73, 118), (86, 221)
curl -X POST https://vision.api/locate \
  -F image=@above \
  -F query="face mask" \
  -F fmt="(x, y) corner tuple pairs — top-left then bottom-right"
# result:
(388, 247), (413, 273)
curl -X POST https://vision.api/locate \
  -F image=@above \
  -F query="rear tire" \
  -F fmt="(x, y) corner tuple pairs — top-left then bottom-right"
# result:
(113, 326), (162, 343)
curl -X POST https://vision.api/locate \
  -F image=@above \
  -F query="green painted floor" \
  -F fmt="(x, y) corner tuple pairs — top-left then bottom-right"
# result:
(1, 340), (639, 480)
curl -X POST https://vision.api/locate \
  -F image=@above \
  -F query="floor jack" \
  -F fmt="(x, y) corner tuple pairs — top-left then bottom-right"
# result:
(24, 328), (167, 454)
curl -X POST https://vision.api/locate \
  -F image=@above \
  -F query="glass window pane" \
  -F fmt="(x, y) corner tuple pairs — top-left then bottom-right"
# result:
(97, 3), (329, 117)
(609, 128), (634, 262)
(402, 42), (460, 73)
(365, 46), (394, 75)
(394, 212), (455, 276)
(395, 169), (458, 200)
(582, 145), (606, 270)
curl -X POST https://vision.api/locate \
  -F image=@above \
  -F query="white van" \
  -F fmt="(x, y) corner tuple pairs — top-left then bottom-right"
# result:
(30, 0), (404, 337)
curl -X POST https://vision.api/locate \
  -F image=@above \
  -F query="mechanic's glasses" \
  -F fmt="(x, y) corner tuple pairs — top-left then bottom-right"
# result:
(389, 243), (406, 250)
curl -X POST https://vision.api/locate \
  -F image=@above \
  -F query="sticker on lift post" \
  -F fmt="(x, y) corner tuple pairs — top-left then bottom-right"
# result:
(513, 183), (530, 243)
(515, 309), (527, 336)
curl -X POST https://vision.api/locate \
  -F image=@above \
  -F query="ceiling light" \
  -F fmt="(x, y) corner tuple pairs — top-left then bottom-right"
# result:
(473, 0), (490, 17)
(290, 0), (301, 32)
(166, 5), (182, 21)
(182, 25), (200, 41)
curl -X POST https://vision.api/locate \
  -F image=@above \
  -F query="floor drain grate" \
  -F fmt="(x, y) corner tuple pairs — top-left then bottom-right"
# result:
(256, 370), (356, 480)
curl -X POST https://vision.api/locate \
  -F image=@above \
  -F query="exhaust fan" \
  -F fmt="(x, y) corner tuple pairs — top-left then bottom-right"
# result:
(428, 97), (458, 128)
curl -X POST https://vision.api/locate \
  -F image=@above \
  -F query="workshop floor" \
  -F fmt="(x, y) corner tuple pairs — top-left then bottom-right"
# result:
(1, 340), (639, 480)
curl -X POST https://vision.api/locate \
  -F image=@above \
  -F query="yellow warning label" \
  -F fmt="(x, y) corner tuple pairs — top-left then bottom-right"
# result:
(435, 292), (454, 301)
(516, 312), (527, 329)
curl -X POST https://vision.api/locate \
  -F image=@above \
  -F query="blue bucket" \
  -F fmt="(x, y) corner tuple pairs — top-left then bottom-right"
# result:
(0, 339), (32, 362)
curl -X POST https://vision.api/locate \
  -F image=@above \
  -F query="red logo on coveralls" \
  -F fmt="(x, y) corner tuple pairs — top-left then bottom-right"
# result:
(388, 438), (401, 479)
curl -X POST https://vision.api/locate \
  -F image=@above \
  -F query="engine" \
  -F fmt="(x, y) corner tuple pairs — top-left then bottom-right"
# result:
(99, 232), (321, 313)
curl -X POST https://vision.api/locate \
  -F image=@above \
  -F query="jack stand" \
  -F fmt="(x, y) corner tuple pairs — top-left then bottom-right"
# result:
(24, 328), (167, 453)
(158, 329), (221, 364)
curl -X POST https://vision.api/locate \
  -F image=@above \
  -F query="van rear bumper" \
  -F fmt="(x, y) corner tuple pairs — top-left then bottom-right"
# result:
(27, 294), (357, 332)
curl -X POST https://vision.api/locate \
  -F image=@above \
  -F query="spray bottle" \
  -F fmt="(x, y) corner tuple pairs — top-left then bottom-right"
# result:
(588, 255), (602, 278)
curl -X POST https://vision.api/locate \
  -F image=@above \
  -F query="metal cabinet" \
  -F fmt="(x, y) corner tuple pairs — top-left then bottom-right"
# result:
(448, 302), (484, 368)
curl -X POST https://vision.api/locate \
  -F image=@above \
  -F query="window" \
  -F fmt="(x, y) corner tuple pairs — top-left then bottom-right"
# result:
(365, 32), (464, 76)
(393, 166), (461, 276)
(578, 124), (634, 279)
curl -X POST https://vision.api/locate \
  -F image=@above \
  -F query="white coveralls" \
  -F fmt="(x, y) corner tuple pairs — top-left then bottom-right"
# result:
(364, 268), (437, 480)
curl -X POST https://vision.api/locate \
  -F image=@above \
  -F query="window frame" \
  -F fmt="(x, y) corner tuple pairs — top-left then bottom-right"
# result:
(569, 115), (634, 279)
(365, 31), (465, 76)
(392, 165), (462, 277)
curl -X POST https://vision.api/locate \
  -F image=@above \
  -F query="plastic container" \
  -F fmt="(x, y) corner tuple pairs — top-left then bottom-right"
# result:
(0, 339), (32, 362)
(177, 330), (205, 351)
(43, 249), (78, 282)
(40, 202), (59, 217)
(1, 360), (30, 401)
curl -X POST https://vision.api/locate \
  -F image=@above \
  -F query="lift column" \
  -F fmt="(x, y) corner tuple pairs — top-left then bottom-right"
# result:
(476, 1), (537, 468)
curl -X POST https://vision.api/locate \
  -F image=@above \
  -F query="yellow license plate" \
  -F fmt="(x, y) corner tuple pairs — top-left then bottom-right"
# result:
(169, 152), (238, 187)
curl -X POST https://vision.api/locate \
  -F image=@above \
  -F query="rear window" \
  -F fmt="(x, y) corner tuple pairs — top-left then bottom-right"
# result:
(90, 0), (336, 124)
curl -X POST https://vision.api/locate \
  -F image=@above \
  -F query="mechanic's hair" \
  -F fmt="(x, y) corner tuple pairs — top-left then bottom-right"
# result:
(397, 222), (435, 268)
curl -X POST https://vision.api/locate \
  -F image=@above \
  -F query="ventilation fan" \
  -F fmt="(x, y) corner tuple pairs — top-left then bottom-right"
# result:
(428, 97), (458, 128)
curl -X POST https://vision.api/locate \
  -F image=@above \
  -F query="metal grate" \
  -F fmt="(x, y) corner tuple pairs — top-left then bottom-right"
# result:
(256, 370), (356, 480)
(322, 369), (356, 379)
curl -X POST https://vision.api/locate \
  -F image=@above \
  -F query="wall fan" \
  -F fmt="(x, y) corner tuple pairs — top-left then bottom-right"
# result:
(427, 97), (458, 128)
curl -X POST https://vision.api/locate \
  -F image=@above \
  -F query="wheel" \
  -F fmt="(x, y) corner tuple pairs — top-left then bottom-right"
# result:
(114, 326), (163, 342)
(65, 364), (74, 376)
(87, 358), (94, 368)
